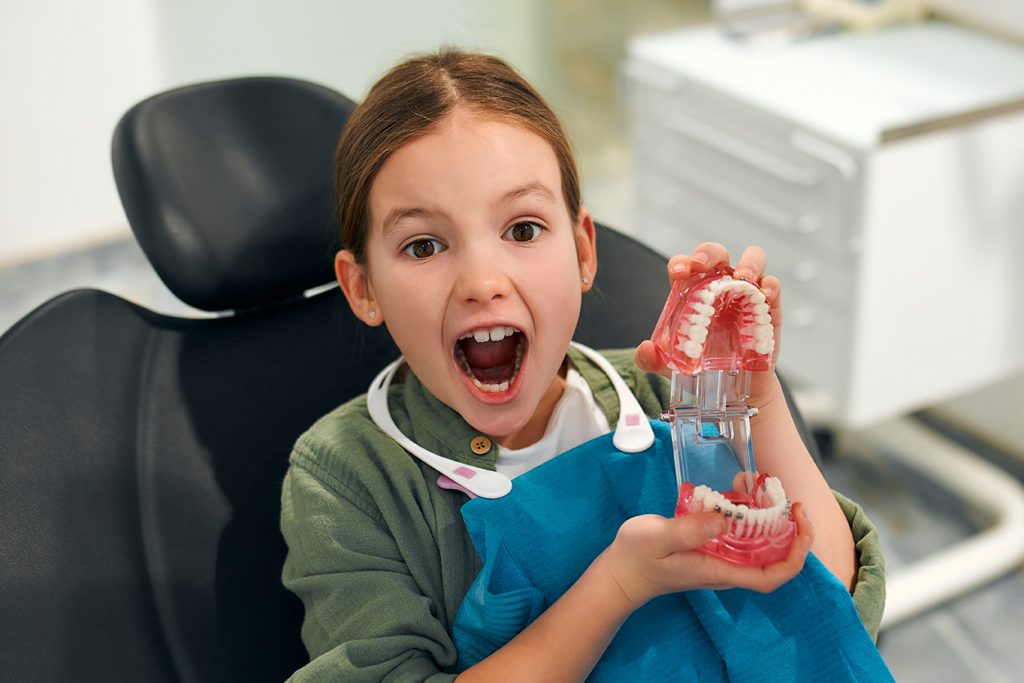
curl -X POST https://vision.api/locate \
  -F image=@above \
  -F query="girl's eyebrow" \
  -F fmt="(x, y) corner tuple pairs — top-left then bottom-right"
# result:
(498, 182), (557, 207)
(382, 207), (435, 236)
(381, 183), (556, 236)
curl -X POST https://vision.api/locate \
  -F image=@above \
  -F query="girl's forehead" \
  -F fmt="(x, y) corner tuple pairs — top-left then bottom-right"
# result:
(367, 110), (566, 219)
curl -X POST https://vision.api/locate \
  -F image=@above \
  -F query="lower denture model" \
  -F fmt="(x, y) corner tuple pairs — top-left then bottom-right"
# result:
(650, 265), (796, 566)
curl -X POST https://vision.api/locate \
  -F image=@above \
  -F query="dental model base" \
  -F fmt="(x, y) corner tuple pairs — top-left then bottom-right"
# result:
(651, 265), (796, 566)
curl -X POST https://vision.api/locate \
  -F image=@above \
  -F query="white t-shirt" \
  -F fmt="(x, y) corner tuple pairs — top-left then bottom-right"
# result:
(494, 367), (611, 479)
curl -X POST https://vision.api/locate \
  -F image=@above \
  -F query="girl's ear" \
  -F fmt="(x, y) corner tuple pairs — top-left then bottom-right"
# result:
(575, 208), (598, 293)
(335, 250), (384, 326)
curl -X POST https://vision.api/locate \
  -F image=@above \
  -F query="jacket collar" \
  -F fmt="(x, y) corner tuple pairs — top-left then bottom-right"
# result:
(386, 346), (623, 472)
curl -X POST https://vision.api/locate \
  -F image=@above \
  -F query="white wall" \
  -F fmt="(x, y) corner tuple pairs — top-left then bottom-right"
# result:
(1, 0), (547, 265)
(1, 0), (163, 264)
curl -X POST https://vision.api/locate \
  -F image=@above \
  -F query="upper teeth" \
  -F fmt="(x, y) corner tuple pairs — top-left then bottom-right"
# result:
(461, 326), (518, 343)
(674, 276), (775, 360)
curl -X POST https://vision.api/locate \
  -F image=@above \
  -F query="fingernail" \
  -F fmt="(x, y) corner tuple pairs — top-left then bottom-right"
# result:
(670, 261), (687, 274)
(692, 252), (709, 265)
(704, 516), (726, 536)
(734, 269), (751, 281)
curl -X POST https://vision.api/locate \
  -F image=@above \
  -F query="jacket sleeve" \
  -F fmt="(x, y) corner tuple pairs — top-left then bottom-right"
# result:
(835, 490), (886, 641)
(280, 453), (458, 683)
(611, 349), (887, 640)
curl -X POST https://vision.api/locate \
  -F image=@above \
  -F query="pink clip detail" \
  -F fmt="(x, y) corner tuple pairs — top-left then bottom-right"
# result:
(624, 413), (641, 427)
(453, 466), (477, 479)
(437, 474), (478, 499)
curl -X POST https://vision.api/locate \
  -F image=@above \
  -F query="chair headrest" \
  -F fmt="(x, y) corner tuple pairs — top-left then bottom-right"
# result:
(112, 77), (356, 312)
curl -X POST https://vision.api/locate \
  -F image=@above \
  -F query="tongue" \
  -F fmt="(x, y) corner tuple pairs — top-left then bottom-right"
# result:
(460, 335), (519, 383)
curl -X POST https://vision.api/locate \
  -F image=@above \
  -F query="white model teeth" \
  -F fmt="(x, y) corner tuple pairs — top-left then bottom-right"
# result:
(691, 477), (789, 538)
(687, 326), (708, 343)
(692, 302), (715, 317)
(460, 325), (518, 343)
(687, 313), (711, 327)
(673, 276), (774, 362)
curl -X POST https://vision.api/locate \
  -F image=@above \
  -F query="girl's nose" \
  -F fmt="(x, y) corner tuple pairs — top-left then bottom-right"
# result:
(454, 248), (513, 305)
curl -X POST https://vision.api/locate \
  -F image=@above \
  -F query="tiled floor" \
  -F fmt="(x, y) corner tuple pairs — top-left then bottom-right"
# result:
(3, 236), (1023, 682)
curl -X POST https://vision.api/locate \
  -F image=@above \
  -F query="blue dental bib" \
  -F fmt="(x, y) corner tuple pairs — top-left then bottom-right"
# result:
(452, 420), (892, 682)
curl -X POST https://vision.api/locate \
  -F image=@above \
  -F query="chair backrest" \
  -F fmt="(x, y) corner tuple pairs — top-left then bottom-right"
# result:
(0, 76), (819, 682)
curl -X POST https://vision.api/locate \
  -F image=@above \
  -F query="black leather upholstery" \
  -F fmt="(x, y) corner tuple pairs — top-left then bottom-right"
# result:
(0, 76), (819, 682)
(112, 77), (355, 312)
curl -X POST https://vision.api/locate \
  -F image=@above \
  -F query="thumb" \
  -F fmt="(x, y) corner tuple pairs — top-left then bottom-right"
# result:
(634, 340), (668, 375)
(664, 512), (727, 554)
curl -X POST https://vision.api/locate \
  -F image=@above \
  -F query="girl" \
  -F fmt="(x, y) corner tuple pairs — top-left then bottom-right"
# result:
(280, 50), (884, 681)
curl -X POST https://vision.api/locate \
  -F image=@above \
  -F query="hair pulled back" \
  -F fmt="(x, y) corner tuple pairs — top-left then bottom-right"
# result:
(335, 49), (582, 263)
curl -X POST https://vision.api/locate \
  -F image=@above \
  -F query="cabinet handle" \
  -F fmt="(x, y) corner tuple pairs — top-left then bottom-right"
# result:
(666, 110), (820, 187)
(664, 158), (814, 234)
(789, 130), (859, 180)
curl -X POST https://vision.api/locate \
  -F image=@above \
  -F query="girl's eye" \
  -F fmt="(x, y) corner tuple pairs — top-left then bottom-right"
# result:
(402, 238), (446, 259)
(505, 221), (543, 243)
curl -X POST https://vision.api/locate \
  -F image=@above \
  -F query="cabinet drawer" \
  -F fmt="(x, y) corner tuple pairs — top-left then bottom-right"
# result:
(626, 61), (863, 259)
(633, 168), (855, 308)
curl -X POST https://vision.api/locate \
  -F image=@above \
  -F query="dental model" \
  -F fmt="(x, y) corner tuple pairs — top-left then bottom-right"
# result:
(651, 265), (796, 566)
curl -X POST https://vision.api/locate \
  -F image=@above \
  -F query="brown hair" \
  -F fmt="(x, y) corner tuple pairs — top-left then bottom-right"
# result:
(335, 49), (582, 262)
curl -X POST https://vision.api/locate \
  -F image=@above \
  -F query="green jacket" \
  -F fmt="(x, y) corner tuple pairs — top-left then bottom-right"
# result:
(280, 348), (885, 682)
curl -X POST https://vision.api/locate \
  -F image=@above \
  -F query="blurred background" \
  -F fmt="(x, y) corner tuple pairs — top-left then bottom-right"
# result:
(3, 1), (1023, 680)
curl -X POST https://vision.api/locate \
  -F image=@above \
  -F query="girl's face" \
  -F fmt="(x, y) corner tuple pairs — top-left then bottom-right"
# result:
(338, 108), (596, 447)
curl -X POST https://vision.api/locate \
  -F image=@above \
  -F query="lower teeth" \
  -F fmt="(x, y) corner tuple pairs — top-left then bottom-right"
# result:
(472, 378), (509, 393)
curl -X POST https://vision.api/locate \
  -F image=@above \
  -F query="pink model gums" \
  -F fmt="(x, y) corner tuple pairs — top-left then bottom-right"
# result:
(650, 264), (774, 375)
(676, 475), (796, 566)
(652, 264), (796, 566)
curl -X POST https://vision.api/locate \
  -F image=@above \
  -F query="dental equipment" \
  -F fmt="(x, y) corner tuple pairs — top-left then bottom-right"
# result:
(652, 265), (797, 565)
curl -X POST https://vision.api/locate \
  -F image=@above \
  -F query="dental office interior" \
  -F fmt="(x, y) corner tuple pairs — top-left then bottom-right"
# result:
(3, 0), (1024, 680)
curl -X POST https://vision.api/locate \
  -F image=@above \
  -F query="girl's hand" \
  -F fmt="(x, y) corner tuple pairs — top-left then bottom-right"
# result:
(600, 503), (813, 610)
(634, 242), (783, 406)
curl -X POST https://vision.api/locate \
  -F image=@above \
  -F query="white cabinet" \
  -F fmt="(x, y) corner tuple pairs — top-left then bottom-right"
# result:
(624, 22), (1024, 427)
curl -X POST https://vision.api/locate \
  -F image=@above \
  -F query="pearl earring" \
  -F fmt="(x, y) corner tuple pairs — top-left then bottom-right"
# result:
(368, 310), (377, 321)
(582, 275), (590, 286)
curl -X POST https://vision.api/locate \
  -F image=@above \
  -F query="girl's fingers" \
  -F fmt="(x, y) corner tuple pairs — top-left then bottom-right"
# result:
(731, 470), (755, 495)
(667, 255), (692, 282)
(690, 242), (730, 272)
(655, 512), (728, 557)
(733, 245), (767, 282)
(634, 339), (667, 375)
(747, 502), (814, 592)
(702, 503), (812, 593)
(760, 275), (783, 362)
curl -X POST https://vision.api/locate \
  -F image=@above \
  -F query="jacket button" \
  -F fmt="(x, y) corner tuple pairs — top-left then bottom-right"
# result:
(470, 436), (492, 455)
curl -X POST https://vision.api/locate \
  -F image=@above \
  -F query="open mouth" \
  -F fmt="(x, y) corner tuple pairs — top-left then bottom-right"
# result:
(454, 325), (526, 394)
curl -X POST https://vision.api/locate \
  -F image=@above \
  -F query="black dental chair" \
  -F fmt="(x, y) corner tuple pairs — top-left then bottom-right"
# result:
(0, 76), (819, 682)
